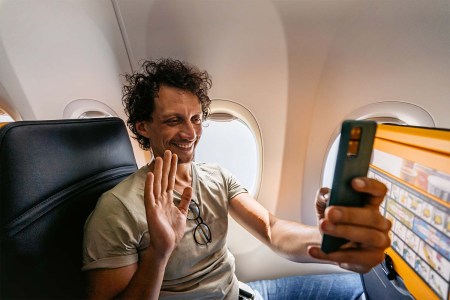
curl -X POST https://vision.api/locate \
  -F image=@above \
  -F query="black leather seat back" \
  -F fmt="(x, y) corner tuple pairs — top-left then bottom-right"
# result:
(0, 118), (137, 299)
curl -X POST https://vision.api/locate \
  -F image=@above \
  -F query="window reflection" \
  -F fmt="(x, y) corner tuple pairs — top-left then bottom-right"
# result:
(196, 113), (258, 196)
(0, 108), (14, 123)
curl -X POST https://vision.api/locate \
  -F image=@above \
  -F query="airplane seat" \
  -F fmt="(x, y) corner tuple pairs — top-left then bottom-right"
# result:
(0, 117), (137, 299)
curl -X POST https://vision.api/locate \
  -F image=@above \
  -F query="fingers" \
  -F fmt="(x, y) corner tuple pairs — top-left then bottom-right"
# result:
(313, 177), (391, 273)
(315, 187), (330, 220)
(153, 156), (162, 199)
(322, 176), (391, 240)
(321, 176), (391, 237)
(324, 205), (392, 232)
(308, 245), (385, 273)
(144, 172), (155, 209)
(152, 150), (177, 204)
(321, 203), (392, 250)
(167, 153), (178, 191)
(317, 187), (330, 198)
(320, 216), (391, 249)
(160, 150), (173, 193)
(178, 187), (193, 216)
(316, 187), (330, 207)
(351, 177), (387, 207)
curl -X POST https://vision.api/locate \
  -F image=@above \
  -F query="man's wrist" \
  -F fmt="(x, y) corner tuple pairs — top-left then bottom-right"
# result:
(142, 245), (172, 266)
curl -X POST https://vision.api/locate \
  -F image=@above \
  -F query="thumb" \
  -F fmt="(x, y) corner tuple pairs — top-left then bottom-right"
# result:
(178, 186), (192, 216)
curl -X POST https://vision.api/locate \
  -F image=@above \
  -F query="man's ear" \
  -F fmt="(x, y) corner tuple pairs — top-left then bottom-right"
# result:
(136, 121), (151, 138)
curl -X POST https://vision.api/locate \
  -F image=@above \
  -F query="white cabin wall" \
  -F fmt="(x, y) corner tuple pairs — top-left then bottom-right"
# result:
(273, 0), (354, 223)
(0, 0), (130, 121)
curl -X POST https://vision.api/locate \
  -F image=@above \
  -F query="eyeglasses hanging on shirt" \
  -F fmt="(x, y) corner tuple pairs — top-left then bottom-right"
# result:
(187, 200), (212, 245)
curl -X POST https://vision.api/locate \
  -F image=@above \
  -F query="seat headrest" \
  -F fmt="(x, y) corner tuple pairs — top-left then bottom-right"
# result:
(0, 117), (137, 299)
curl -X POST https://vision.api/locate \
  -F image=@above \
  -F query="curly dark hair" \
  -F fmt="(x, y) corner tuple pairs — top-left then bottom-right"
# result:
(122, 58), (212, 150)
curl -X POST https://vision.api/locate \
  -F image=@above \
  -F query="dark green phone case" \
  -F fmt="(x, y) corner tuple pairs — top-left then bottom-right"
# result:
(321, 120), (377, 254)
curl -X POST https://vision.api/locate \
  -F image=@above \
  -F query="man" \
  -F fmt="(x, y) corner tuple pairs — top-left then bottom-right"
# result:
(82, 58), (391, 299)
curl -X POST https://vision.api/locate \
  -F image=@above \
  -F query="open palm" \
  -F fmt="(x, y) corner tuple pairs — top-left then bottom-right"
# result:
(144, 150), (192, 256)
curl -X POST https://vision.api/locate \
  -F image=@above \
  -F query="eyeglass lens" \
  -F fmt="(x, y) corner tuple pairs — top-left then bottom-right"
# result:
(187, 200), (212, 245)
(187, 201), (199, 220)
(194, 222), (212, 245)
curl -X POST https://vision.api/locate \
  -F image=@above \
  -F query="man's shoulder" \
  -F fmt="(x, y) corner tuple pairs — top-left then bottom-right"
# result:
(100, 166), (147, 203)
(193, 161), (227, 177)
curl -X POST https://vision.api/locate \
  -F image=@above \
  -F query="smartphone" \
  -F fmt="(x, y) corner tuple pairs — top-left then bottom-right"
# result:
(321, 120), (377, 254)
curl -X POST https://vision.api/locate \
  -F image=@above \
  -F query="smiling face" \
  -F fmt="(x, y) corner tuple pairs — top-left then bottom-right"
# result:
(137, 85), (203, 164)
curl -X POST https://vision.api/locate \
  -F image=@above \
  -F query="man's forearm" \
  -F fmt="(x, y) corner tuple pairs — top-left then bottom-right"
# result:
(269, 218), (324, 263)
(118, 247), (170, 300)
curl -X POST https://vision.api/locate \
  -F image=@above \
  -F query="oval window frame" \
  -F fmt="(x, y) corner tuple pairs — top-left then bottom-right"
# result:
(199, 99), (263, 199)
(321, 101), (435, 187)
(63, 99), (117, 119)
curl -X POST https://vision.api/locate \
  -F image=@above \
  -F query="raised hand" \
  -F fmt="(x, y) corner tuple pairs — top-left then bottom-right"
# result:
(144, 150), (192, 257)
(309, 177), (392, 273)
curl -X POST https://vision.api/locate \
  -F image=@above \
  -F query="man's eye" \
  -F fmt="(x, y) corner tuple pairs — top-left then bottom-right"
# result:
(166, 118), (180, 125)
(192, 117), (202, 124)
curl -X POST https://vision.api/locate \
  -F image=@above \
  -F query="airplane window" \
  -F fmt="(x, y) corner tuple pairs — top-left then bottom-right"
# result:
(195, 100), (262, 197)
(321, 102), (435, 188)
(0, 108), (14, 123)
(78, 111), (113, 119)
(323, 117), (407, 187)
(322, 117), (407, 188)
(63, 99), (117, 119)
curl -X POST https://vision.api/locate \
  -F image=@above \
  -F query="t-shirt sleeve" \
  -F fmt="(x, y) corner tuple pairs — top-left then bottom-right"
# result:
(82, 193), (143, 271)
(221, 167), (248, 200)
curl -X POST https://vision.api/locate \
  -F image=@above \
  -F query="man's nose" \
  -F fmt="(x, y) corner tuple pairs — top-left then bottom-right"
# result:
(180, 121), (196, 139)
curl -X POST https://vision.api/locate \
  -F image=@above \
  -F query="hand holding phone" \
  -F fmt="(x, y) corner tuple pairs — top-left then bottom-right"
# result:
(320, 120), (377, 254)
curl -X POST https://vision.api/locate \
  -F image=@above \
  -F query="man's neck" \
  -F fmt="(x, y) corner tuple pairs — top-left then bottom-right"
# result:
(175, 162), (191, 180)
(175, 162), (192, 193)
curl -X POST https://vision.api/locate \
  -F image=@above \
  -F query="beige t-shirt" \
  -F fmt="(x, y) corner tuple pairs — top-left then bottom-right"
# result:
(82, 162), (247, 299)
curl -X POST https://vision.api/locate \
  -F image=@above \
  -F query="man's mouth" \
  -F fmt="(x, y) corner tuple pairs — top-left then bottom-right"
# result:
(172, 142), (195, 150)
